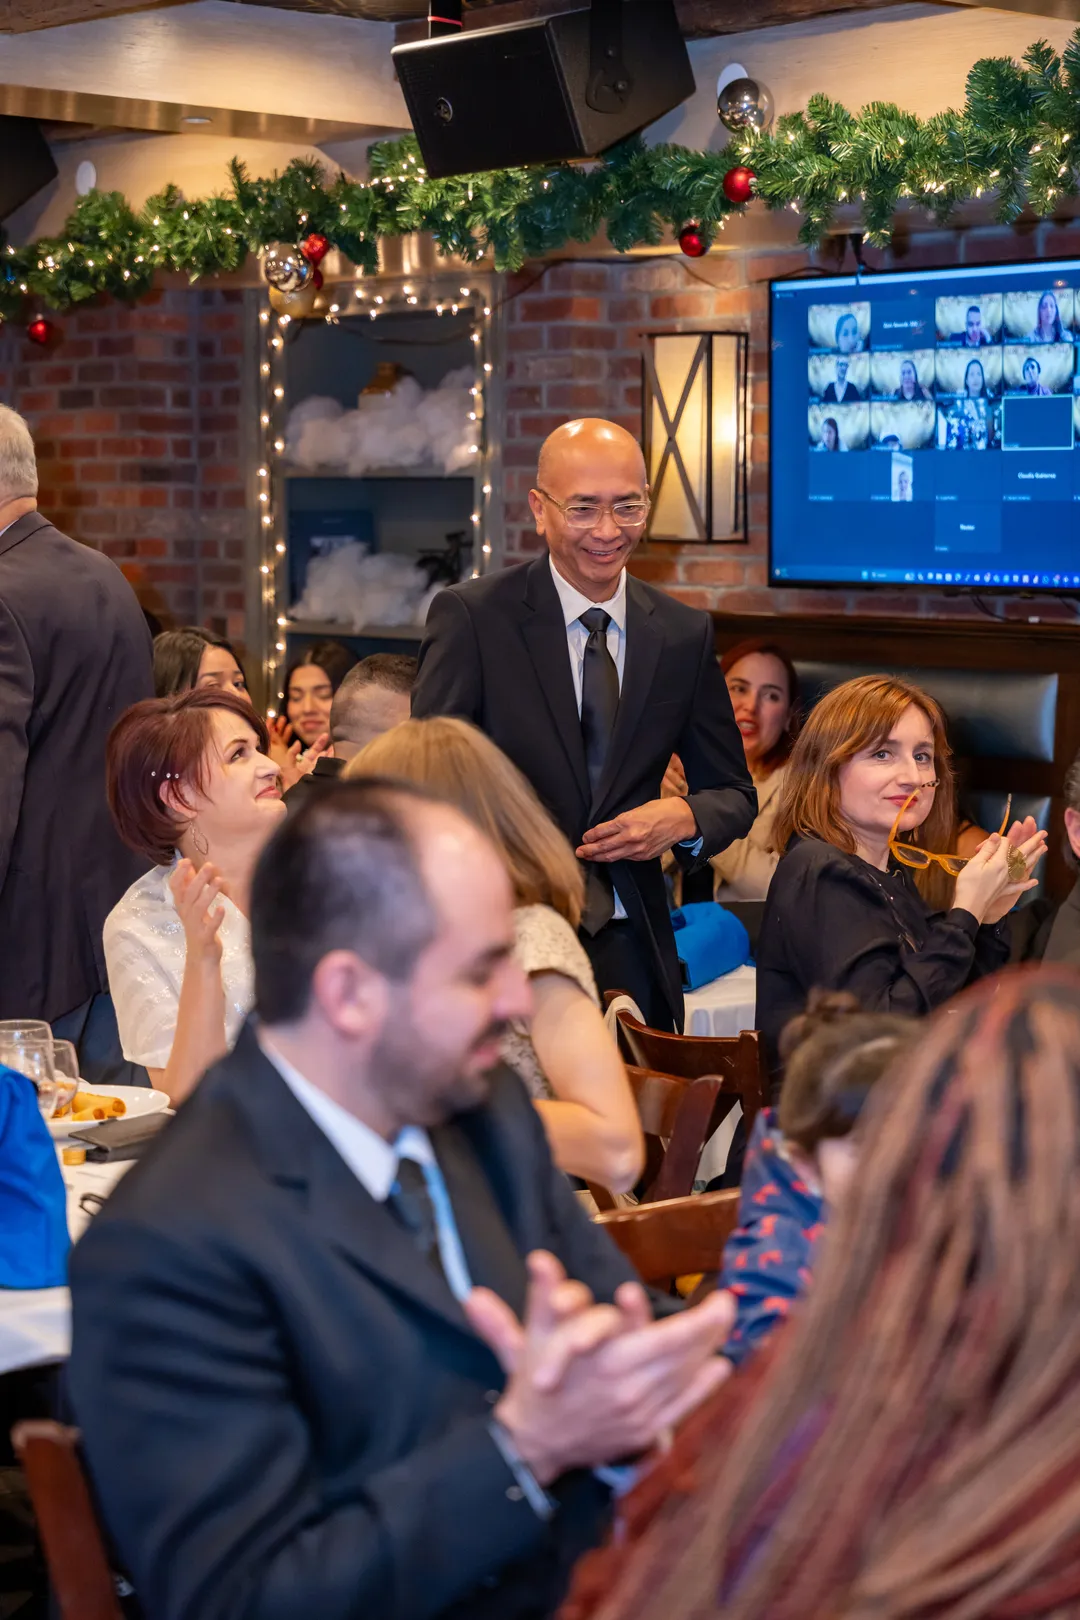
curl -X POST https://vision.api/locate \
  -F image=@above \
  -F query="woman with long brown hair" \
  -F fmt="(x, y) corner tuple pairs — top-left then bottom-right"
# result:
(755, 674), (1044, 1079)
(566, 965), (1080, 1620)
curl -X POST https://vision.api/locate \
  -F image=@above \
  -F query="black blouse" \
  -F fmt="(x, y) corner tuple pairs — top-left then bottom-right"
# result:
(755, 837), (1011, 1082)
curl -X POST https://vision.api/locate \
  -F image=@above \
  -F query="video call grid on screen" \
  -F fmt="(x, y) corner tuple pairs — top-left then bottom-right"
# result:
(770, 259), (1080, 594)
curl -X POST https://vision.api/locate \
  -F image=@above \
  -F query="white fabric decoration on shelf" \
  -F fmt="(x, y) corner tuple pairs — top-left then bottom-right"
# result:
(285, 366), (476, 476)
(289, 543), (438, 631)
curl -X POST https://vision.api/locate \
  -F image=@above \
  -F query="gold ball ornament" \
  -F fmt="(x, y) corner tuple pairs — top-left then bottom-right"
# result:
(262, 241), (310, 293)
(268, 280), (319, 318)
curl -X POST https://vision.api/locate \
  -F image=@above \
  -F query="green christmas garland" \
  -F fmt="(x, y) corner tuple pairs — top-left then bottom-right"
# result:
(4, 29), (1080, 320)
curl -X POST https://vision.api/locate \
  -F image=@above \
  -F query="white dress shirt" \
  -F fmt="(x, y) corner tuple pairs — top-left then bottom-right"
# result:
(549, 558), (631, 917)
(548, 557), (701, 901)
(548, 555), (627, 707)
(257, 1031), (474, 1300)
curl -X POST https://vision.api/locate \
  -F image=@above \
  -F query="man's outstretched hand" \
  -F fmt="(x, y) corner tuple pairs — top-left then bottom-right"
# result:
(576, 798), (699, 864)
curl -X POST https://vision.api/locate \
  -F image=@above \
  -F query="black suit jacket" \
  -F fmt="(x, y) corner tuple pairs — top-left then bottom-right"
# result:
(283, 751), (345, 815)
(412, 558), (756, 1023)
(0, 513), (151, 1019)
(68, 1024), (640, 1620)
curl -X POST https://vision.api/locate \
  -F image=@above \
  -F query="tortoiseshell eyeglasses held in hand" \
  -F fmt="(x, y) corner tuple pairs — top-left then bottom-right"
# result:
(888, 790), (1013, 878)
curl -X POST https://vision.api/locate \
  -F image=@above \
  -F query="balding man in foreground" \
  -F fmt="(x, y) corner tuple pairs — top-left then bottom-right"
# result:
(413, 418), (755, 1029)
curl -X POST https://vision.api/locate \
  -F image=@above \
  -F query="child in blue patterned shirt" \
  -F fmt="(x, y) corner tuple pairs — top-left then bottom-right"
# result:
(720, 990), (915, 1367)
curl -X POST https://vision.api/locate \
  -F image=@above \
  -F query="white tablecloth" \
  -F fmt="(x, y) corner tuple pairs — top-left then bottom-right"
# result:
(683, 965), (758, 1187)
(683, 963), (757, 1038)
(0, 1155), (131, 1376)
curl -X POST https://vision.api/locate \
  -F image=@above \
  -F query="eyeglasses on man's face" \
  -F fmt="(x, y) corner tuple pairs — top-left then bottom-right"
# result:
(534, 488), (650, 530)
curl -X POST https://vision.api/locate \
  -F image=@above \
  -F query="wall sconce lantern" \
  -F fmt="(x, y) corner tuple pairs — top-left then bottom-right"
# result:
(641, 331), (748, 543)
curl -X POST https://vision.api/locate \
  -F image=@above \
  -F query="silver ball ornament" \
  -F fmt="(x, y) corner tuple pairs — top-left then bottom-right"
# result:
(717, 76), (774, 134)
(263, 242), (311, 294)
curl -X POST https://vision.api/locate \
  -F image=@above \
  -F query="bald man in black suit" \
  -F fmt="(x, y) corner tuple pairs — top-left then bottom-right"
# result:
(413, 418), (755, 1030)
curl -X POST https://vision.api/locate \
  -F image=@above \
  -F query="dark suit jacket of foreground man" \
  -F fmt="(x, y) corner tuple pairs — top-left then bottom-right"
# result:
(68, 1023), (643, 1620)
(412, 558), (756, 1027)
(0, 512), (152, 1019)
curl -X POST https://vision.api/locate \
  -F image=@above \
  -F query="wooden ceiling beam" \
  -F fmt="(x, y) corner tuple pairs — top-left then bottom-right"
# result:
(0, 0), (195, 31)
(388, 0), (931, 45)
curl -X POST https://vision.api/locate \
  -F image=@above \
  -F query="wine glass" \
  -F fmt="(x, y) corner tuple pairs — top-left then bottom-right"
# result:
(0, 1032), (57, 1119)
(51, 1038), (82, 1118)
(0, 1019), (51, 1042)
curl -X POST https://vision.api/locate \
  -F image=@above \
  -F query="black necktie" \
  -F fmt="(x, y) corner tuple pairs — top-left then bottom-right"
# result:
(387, 1156), (445, 1281)
(579, 607), (620, 936)
(580, 608), (619, 790)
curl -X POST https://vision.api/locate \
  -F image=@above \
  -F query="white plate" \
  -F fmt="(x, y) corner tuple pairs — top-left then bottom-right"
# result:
(49, 1084), (170, 1137)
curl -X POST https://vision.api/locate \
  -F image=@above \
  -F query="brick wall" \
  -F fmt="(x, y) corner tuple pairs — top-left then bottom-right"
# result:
(0, 286), (255, 640)
(504, 217), (1080, 624)
(2, 215), (1075, 654)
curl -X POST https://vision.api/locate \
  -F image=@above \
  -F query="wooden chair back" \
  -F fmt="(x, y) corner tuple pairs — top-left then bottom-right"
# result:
(595, 1189), (740, 1291)
(587, 1065), (728, 1212)
(11, 1420), (123, 1620)
(615, 1010), (767, 1143)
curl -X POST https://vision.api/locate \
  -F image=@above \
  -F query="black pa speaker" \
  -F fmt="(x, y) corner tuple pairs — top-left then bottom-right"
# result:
(391, 0), (694, 179)
(0, 117), (58, 221)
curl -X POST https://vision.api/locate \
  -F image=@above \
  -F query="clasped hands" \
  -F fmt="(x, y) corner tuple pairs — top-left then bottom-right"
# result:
(576, 796), (699, 865)
(465, 1251), (733, 1488)
(958, 814), (1048, 926)
(267, 716), (332, 791)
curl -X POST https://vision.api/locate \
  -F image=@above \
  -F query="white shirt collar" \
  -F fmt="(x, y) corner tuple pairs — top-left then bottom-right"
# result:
(257, 1029), (433, 1201)
(548, 554), (627, 634)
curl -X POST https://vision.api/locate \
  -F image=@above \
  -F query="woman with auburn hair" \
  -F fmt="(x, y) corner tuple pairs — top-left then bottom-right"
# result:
(563, 967), (1080, 1620)
(104, 688), (287, 1103)
(345, 717), (644, 1194)
(754, 673), (1045, 1080)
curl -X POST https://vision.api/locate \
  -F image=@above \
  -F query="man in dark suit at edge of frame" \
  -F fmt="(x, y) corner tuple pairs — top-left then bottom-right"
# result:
(412, 417), (756, 1031)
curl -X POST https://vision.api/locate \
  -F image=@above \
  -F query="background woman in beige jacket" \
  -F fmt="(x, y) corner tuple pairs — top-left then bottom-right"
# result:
(710, 639), (801, 901)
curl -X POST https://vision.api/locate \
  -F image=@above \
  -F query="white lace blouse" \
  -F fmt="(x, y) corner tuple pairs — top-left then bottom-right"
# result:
(102, 861), (254, 1070)
(501, 904), (600, 1100)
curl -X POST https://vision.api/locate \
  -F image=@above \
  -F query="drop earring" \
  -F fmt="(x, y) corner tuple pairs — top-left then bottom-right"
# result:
(190, 823), (208, 857)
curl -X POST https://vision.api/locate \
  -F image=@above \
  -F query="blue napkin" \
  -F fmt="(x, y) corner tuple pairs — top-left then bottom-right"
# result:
(0, 1063), (69, 1289)
(672, 902), (751, 990)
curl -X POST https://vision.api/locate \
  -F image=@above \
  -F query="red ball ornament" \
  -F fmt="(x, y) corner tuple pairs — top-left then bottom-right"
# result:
(722, 166), (756, 205)
(678, 222), (706, 258)
(26, 316), (54, 347)
(300, 233), (330, 264)
(312, 267), (324, 291)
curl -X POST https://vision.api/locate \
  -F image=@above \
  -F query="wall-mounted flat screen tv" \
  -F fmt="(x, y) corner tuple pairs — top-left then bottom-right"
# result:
(770, 259), (1080, 592)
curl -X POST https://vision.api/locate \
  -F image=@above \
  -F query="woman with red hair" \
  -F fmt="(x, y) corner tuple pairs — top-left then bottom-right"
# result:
(103, 688), (286, 1103)
(755, 673), (1044, 1080)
